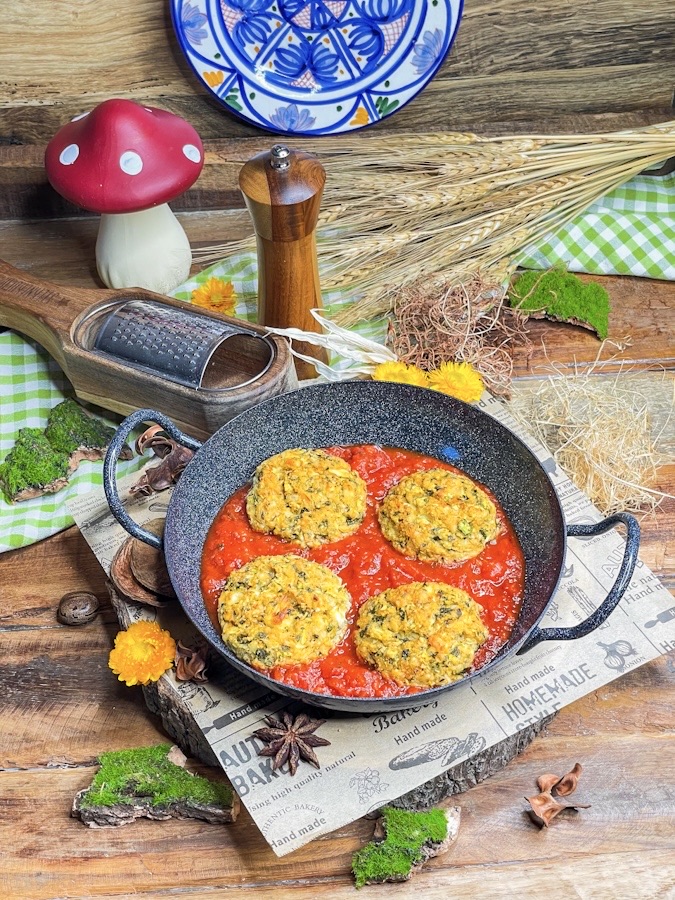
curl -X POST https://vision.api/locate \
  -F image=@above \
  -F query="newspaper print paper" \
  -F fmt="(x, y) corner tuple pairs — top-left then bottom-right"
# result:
(68, 392), (675, 856)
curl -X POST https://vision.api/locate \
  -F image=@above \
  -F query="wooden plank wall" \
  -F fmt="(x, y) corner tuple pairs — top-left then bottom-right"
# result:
(0, 0), (673, 220)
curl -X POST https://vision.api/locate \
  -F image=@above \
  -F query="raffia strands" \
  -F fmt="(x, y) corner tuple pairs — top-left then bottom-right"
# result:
(508, 369), (674, 515)
(194, 122), (675, 326)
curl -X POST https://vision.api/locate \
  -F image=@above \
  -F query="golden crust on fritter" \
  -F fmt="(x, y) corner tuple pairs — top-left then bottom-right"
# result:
(378, 468), (498, 564)
(246, 448), (367, 548)
(354, 582), (488, 688)
(217, 554), (351, 669)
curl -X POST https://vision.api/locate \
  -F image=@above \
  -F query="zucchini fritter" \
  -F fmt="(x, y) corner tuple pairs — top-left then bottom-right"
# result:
(378, 468), (498, 564)
(246, 448), (367, 547)
(355, 582), (488, 688)
(218, 554), (351, 669)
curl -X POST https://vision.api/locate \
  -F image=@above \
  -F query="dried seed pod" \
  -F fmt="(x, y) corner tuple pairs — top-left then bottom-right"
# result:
(57, 591), (100, 626)
(536, 773), (561, 793)
(135, 425), (175, 458)
(553, 762), (583, 797)
(129, 445), (194, 496)
(129, 518), (175, 598)
(526, 791), (591, 827)
(109, 538), (169, 607)
(525, 793), (568, 827)
(174, 640), (209, 683)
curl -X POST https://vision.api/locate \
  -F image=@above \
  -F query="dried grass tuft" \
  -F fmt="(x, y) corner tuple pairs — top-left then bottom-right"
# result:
(508, 364), (674, 515)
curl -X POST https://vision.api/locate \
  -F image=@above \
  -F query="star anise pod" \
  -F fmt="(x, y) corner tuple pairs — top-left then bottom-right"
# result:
(253, 712), (331, 776)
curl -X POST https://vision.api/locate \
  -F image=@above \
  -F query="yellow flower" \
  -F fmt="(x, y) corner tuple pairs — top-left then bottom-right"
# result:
(108, 620), (176, 687)
(427, 361), (484, 403)
(191, 277), (237, 314)
(372, 361), (430, 388)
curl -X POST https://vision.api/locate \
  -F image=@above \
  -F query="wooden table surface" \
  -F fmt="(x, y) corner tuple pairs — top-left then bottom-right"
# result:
(0, 206), (673, 899)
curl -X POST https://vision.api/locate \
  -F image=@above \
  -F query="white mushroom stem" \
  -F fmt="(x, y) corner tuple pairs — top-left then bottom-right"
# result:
(95, 204), (193, 294)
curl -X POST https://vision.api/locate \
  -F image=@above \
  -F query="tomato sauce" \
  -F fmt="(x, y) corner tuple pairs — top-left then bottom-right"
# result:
(200, 445), (524, 698)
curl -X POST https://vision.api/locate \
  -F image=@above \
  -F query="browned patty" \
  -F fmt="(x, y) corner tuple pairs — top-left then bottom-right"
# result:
(355, 581), (488, 687)
(378, 468), (499, 564)
(218, 554), (351, 669)
(246, 448), (367, 547)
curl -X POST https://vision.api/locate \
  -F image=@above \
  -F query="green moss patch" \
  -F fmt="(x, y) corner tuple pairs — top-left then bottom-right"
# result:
(352, 806), (449, 888)
(0, 398), (121, 502)
(79, 744), (234, 810)
(44, 398), (117, 454)
(508, 269), (610, 339)
(0, 428), (69, 500)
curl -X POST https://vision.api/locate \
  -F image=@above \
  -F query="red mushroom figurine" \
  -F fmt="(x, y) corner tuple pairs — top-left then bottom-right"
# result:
(44, 99), (204, 293)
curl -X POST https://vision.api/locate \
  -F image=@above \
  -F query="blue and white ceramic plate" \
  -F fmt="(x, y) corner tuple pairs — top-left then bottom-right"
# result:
(171, 0), (463, 135)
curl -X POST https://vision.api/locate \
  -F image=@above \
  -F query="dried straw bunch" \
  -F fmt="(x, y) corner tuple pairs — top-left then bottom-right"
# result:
(195, 122), (675, 325)
(508, 367), (674, 516)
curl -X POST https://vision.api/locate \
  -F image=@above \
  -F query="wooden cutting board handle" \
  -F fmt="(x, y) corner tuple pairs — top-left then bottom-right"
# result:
(0, 258), (107, 367)
(239, 145), (328, 380)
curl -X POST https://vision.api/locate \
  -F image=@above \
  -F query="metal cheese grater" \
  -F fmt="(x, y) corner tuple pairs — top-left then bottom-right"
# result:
(93, 299), (273, 390)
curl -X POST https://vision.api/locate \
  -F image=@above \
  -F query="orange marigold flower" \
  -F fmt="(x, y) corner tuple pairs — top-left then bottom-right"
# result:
(191, 277), (237, 314)
(372, 361), (430, 388)
(427, 361), (484, 403)
(108, 620), (176, 687)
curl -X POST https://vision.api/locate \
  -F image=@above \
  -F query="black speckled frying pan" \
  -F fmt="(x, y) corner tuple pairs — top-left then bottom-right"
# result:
(103, 381), (640, 713)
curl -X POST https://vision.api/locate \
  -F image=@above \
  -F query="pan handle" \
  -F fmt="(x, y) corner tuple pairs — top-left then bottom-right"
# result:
(103, 408), (202, 550)
(517, 512), (640, 655)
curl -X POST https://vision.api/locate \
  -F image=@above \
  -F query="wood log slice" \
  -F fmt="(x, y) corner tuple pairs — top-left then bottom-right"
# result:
(109, 587), (555, 807)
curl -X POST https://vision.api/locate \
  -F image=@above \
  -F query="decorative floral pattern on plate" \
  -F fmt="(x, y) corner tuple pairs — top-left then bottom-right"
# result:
(170, 0), (462, 134)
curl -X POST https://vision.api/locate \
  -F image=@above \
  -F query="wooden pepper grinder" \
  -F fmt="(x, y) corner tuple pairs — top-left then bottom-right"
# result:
(239, 145), (328, 380)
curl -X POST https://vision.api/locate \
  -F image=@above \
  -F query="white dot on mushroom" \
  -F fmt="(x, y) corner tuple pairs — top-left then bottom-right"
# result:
(183, 144), (201, 163)
(119, 150), (143, 175)
(59, 144), (80, 165)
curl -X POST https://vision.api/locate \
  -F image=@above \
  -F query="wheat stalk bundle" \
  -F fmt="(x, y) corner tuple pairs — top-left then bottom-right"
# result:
(195, 122), (675, 325)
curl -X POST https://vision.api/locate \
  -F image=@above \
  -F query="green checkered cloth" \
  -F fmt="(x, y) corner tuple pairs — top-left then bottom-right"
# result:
(0, 333), (144, 551)
(0, 170), (672, 551)
(516, 172), (675, 278)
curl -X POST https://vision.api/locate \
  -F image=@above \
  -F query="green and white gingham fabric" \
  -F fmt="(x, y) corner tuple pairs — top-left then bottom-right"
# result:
(516, 171), (675, 279)
(0, 333), (144, 551)
(0, 170), (672, 551)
